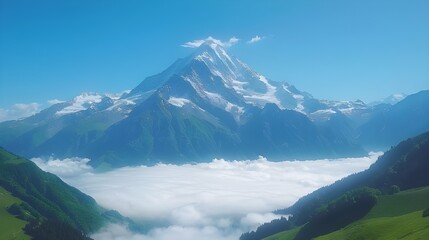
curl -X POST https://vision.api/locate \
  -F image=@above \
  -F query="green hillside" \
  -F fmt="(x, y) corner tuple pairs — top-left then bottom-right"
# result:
(242, 131), (429, 240)
(263, 227), (301, 240)
(262, 186), (429, 240)
(318, 186), (429, 240)
(0, 148), (106, 239)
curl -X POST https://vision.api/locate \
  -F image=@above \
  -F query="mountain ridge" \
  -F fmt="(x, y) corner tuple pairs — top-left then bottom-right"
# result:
(1, 41), (428, 167)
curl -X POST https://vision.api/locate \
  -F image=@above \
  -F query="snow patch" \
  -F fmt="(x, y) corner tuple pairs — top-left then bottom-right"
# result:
(295, 104), (305, 113)
(231, 80), (247, 92)
(293, 94), (304, 100)
(243, 75), (283, 109)
(204, 91), (226, 106)
(204, 91), (244, 120)
(168, 97), (191, 108)
(107, 98), (136, 112)
(338, 107), (355, 115)
(225, 102), (244, 118)
(195, 51), (215, 64)
(313, 109), (336, 115)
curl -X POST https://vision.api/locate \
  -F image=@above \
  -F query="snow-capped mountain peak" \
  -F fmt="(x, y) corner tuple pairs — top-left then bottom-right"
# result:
(125, 38), (289, 114)
(192, 40), (239, 79)
(124, 38), (379, 123)
(186, 40), (288, 110)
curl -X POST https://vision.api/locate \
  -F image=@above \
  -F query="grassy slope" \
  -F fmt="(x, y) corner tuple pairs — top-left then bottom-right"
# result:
(317, 211), (429, 240)
(364, 186), (429, 219)
(317, 186), (429, 240)
(0, 186), (31, 240)
(265, 186), (429, 240)
(263, 227), (301, 240)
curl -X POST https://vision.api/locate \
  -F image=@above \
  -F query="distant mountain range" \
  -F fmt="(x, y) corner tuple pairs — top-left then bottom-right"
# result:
(0, 40), (428, 167)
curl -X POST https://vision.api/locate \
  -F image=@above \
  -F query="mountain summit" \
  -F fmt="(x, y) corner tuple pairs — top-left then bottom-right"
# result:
(127, 39), (306, 116)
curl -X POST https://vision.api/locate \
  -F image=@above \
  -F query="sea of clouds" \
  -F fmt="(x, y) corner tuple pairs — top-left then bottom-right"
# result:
(31, 152), (382, 240)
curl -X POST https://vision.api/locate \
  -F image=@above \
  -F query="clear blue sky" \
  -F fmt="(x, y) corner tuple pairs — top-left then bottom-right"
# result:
(1, 0), (428, 109)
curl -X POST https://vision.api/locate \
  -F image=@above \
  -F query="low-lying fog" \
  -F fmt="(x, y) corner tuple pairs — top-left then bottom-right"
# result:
(32, 152), (382, 240)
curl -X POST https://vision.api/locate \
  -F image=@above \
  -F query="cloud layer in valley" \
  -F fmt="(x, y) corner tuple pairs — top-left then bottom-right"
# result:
(32, 153), (382, 240)
(32, 157), (92, 177)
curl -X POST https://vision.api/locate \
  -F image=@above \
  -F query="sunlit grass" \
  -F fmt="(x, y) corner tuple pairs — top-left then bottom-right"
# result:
(264, 186), (429, 240)
(0, 186), (31, 240)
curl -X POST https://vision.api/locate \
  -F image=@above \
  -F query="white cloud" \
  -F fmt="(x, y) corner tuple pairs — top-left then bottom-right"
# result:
(240, 212), (285, 230)
(248, 35), (262, 44)
(31, 157), (93, 177)
(0, 102), (41, 122)
(225, 36), (239, 47)
(32, 152), (383, 240)
(47, 99), (65, 105)
(181, 39), (206, 48)
(92, 224), (239, 240)
(181, 36), (239, 48)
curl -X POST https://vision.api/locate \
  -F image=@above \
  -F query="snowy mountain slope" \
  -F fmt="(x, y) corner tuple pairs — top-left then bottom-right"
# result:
(125, 39), (370, 120)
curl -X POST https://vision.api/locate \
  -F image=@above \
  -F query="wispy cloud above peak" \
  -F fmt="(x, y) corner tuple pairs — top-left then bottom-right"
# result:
(248, 35), (263, 44)
(182, 36), (239, 48)
(181, 39), (206, 48)
(48, 99), (66, 105)
(226, 36), (239, 47)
